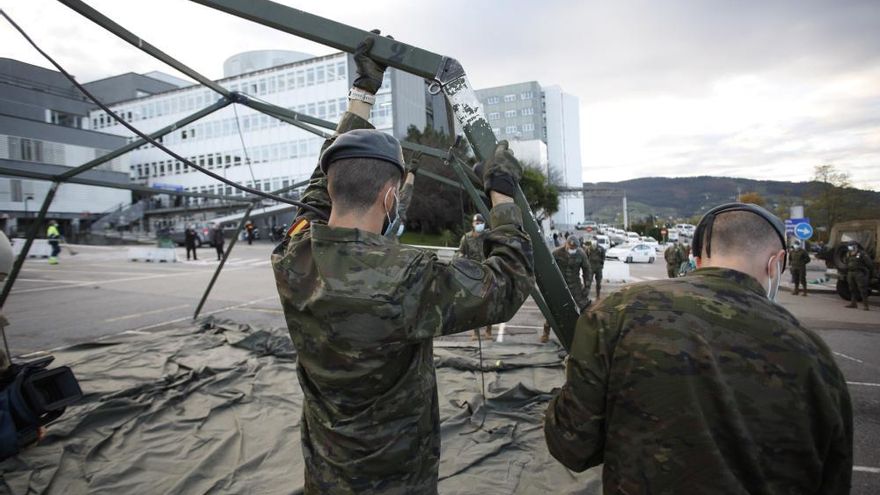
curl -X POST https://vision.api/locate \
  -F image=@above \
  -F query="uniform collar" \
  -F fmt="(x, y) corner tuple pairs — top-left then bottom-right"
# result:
(691, 267), (766, 297)
(311, 223), (387, 245)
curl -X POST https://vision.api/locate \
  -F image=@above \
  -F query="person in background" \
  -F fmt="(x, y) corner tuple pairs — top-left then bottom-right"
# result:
(664, 242), (683, 278)
(789, 240), (811, 296)
(542, 236), (591, 343)
(844, 242), (872, 311)
(184, 225), (198, 261)
(211, 223), (224, 261)
(584, 239), (605, 298)
(46, 220), (61, 265)
(245, 221), (255, 245)
(457, 213), (493, 341)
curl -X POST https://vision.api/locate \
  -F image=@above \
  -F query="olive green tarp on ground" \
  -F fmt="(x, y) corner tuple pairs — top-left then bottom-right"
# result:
(0, 318), (600, 494)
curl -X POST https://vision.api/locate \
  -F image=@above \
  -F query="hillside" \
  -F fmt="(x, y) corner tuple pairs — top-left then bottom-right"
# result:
(582, 176), (880, 223)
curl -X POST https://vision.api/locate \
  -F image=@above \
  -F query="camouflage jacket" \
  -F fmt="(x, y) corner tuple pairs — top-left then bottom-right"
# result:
(846, 249), (872, 275)
(789, 247), (811, 270)
(272, 112), (535, 495)
(663, 244), (683, 266)
(586, 245), (605, 271)
(457, 230), (487, 262)
(544, 267), (853, 494)
(553, 246), (591, 289)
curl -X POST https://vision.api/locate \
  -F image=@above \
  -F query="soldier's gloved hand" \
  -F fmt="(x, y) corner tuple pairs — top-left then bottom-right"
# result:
(406, 151), (423, 175)
(353, 30), (391, 94)
(477, 141), (522, 197)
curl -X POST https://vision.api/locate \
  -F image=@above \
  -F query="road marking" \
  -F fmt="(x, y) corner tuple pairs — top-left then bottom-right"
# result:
(506, 325), (544, 330)
(496, 322), (506, 343)
(834, 352), (864, 364)
(847, 381), (880, 388)
(854, 466), (880, 474)
(232, 306), (284, 315)
(128, 296), (279, 333)
(103, 304), (190, 323)
(17, 278), (89, 284)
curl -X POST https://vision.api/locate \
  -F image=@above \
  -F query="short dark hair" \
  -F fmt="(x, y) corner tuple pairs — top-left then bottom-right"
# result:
(327, 157), (400, 212)
(701, 210), (781, 259)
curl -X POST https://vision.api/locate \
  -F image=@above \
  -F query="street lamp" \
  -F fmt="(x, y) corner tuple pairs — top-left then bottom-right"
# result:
(23, 195), (34, 217)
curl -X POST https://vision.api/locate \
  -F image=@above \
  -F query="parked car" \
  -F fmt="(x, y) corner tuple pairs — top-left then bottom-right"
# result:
(169, 224), (211, 247)
(640, 236), (661, 252)
(594, 234), (611, 251)
(606, 243), (656, 263)
(576, 221), (599, 234)
(626, 231), (641, 242)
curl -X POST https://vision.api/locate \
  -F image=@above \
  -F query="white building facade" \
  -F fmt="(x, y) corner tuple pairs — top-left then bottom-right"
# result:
(90, 51), (432, 206)
(476, 81), (584, 228)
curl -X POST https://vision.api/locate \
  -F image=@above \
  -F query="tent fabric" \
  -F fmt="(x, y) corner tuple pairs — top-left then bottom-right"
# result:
(0, 318), (600, 494)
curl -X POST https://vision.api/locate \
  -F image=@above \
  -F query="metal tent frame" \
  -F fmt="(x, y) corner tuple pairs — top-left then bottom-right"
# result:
(1, 0), (580, 349)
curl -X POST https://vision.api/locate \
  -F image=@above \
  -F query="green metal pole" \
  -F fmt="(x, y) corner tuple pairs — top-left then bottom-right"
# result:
(192, 203), (254, 320)
(0, 182), (60, 309)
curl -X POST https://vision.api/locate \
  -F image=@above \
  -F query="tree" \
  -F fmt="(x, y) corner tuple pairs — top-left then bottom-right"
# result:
(809, 164), (851, 237)
(520, 164), (560, 222)
(738, 191), (766, 207)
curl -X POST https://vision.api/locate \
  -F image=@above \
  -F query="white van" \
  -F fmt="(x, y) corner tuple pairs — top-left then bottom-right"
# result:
(594, 234), (611, 251)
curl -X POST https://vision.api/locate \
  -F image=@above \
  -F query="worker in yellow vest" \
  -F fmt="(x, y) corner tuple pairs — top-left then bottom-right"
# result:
(47, 220), (61, 265)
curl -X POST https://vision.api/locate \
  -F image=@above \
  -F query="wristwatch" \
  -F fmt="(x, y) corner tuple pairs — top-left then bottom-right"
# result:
(348, 88), (376, 105)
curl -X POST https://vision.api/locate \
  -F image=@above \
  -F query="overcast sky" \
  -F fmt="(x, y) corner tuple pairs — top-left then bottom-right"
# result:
(2, 0), (878, 189)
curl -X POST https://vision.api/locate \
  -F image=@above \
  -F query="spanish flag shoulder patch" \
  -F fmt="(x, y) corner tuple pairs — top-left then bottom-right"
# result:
(287, 218), (310, 238)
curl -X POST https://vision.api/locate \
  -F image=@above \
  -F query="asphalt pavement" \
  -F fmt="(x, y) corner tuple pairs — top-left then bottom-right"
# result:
(4, 242), (879, 493)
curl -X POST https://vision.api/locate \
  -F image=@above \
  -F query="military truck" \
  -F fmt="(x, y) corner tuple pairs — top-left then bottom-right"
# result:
(816, 219), (879, 300)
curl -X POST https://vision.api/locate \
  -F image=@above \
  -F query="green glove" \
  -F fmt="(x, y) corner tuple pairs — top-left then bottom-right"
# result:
(479, 141), (522, 197)
(353, 30), (389, 94)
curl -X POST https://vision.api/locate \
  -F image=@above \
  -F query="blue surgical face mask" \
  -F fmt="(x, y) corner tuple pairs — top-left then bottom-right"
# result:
(474, 223), (485, 233)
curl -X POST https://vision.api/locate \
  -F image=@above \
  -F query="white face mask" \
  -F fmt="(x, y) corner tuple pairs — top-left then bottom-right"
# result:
(382, 187), (400, 237)
(567, 248), (577, 255)
(474, 223), (485, 233)
(766, 255), (782, 302)
(396, 224), (405, 237)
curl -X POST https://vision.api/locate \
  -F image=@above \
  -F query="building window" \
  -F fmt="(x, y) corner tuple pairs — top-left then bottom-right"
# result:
(503, 94), (516, 103)
(523, 123), (535, 132)
(492, 127), (501, 136)
(505, 125), (517, 134)
(486, 96), (499, 105)
(306, 68), (315, 86)
(316, 66), (325, 84)
(488, 112), (500, 121)
(521, 107), (534, 116)
(504, 110), (516, 118)
(521, 91), (533, 100)
(337, 61), (347, 80)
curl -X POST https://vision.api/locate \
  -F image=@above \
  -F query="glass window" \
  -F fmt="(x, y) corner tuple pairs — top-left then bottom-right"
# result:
(488, 112), (500, 121)
(523, 123), (535, 132)
(492, 127), (501, 135)
(268, 77), (276, 93)
(306, 68), (315, 85)
(521, 91), (533, 100)
(505, 125), (517, 134)
(337, 61), (347, 80)
(504, 110), (516, 118)
(521, 107), (534, 116)
(487, 96), (499, 105)
(503, 94), (516, 102)
(327, 64), (336, 81)
(258, 79), (267, 95)
(316, 66), (325, 84)
(296, 70), (305, 87)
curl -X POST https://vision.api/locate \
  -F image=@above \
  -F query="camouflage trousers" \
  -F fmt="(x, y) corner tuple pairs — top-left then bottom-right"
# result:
(666, 264), (678, 278)
(847, 271), (870, 302)
(790, 267), (807, 291)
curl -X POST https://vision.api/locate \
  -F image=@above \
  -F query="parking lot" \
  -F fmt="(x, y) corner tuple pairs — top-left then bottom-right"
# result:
(4, 242), (879, 493)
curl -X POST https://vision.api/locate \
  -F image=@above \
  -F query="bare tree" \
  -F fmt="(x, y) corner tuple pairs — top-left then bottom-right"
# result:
(810, 164), (851, 233)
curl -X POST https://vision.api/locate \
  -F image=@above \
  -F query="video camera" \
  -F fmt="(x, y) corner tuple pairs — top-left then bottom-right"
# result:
(0, 355), (82, 460)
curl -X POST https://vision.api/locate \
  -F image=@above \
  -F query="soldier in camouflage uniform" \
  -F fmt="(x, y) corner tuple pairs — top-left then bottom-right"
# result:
(271, 36), (534, 494)
(457, 214), (493, 340)
(844, 243), (872, 311)
(584, 239), (605, 298)
(663, 242), (683, 278)
(788, 240), (811, 296)
(545, 204), (852, 494)
(541, 237), (591, 343)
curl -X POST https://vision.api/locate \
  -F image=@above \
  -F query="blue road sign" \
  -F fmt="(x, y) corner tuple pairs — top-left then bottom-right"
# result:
(794, 222), (813, 240)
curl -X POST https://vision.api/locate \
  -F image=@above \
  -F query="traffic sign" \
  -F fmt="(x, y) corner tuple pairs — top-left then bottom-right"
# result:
(794, 222), (813, 240)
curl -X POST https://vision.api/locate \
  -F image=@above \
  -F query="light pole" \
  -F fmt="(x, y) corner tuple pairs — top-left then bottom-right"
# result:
(23, 195), (34, 217)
